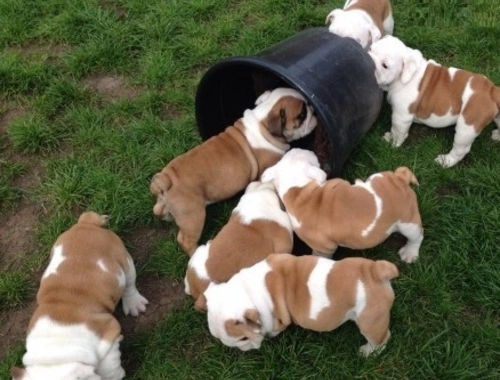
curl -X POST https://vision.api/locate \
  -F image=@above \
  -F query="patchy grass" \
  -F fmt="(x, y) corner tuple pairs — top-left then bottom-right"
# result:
(1, 0), (500, 379)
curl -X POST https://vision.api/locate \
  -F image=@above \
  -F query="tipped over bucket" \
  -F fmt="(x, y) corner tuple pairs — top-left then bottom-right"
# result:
(195, 27), (383, 177)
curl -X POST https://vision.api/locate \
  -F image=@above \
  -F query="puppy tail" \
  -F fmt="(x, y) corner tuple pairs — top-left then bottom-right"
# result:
(372, 260), (399, 282)
(150, 172), (172, 194)
(394, 166), (419, 186)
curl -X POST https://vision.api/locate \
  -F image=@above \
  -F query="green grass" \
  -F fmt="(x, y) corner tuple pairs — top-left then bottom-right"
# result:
(1, 0), (500, 378)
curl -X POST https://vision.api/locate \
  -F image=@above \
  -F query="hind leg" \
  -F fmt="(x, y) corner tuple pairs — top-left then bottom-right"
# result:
(121, 256), (148, 316)
(396, 221), (423, 264)
(491, 114), (500, 141)
(174, 201), (206, 256)
(356, 310), (392, 357)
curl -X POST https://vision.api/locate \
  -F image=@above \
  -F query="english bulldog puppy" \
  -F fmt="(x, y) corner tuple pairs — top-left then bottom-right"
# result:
(198, 253), (399, 356)
(11, 212), (148, 380)
(184, 180), (293, 306)
(369, 35), (500, 167)
(151, 87), (317, 255)
(325, 0), (394, 49)
(261, 148), (423, 263)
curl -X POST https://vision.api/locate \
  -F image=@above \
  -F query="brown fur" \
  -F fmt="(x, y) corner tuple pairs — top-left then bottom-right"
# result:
(151, 96), (306, 255)
(409, 63), (500, 133)
(346, 0), (392, 35)
(186, 217), (293, 303)
(282, 167), (421, 254)
(28, 212), (129, 342)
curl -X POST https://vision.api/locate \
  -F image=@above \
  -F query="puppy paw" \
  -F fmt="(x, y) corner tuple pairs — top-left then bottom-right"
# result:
(435, 154), (457, 168)
(492, 130), (500, 141)
(359, 343), (385, 357)
(122, 291), (149, 317)
(383, 132), (393, 143)
(383, 132), (405, 147)
(398, 246), (419, 263)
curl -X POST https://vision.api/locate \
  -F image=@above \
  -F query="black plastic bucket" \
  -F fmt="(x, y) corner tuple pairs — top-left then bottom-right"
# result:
(195, 27), (383, 177)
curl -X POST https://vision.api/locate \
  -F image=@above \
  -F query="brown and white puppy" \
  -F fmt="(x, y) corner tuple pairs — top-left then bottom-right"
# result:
(12, 212), (148, 380)
(261, 148), (423, 263)
(151, 87), (317, 255)
(184, 181), (293, 306)
(326, 0), (393, 49)
(369, 35), (500, 167)
(199, 253), (399, 356)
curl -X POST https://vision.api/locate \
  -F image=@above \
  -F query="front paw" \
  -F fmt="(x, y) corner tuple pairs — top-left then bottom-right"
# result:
(398, 246), (419, 263)
(122, 291), (149, 317)
(435, 154), (457, 168)
(383, 132), (405, 147)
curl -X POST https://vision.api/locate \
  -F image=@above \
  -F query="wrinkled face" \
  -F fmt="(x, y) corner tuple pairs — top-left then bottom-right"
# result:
(328, 11), (375, 49)
(368, 36), (406, 89)
(150, 173), (173, 221)
(264, 96), (317, 142)
(204, 284), (264, 351)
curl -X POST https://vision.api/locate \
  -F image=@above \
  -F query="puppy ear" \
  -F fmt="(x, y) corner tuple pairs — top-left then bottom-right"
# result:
(401, 48), (422, 84)
(194, 294), (208, 312)
(325, 9), (340, 24)
(255, 90), (272, 105)
(260, 166), (276, 183)
(11, 367), (25, 380)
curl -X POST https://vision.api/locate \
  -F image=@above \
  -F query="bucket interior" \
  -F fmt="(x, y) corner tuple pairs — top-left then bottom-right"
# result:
(196, 62), (335, 177)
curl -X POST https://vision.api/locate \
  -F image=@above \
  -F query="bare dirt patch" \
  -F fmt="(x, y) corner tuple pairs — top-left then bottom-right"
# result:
(81, 75), (141, 102)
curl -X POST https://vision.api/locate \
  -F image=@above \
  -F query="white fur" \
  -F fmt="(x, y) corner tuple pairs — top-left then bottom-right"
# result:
(121, 258), (148, 317)
(353, 174), (383, 237)
(42, 244), (66, 279)
(204, 260), (274, 351)
(261, 148), (327, 199)
(386, 221), (423, 263)
(187, 243), (211, 284)
(325, 0), (393, 49)
(307, 258), (335, 320)
(369, 35), (489, 167)
(21, 316), (124, 380)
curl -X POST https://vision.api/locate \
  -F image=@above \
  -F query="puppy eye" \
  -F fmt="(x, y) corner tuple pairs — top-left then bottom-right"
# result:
(239, 337), (249, 342)
(382, 62), (388, 69)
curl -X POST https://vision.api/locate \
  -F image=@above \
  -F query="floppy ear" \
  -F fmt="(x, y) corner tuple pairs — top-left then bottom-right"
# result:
(255, 90), (272, 105)
(11, 367), (25, 380)
(260, 166), (276, 183)
(401, 48), (422, 84)
(194, 294), (208, 312)
(325, 9), (341, 24)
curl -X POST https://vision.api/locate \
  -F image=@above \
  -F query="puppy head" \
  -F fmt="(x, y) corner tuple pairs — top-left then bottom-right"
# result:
(77, 211), (109, 227)
(150, 172), (173, 221)
(326, 9), (381, 49)
(203, 283), (264, 351)
(369, 36), (424, 89)
(261, 148), (327, 197)
(253, 88), (317, 142)
(11, 363), (101, 380)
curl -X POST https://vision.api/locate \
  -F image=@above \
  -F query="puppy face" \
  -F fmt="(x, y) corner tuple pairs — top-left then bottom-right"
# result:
(203, 284), (264, 351)
(326, 9), (381, 49)
(369, 36), (421, 89)
(254, 88), (317, 142)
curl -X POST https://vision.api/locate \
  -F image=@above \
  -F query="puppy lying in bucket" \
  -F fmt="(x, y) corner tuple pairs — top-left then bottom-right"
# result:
(369, 35), (500, 167)
(150, 88), (317, 255)
(184, 180), (293, 307)
(199, 253), (399, 356)
(261, 148), (423, 263)
(11, 212), (148, 380)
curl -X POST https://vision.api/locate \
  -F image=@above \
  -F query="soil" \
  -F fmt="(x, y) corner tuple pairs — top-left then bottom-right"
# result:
(0, 74), (187, 370)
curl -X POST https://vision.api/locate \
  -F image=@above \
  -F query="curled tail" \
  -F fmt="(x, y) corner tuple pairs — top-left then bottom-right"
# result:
(372, 260), (399, 282)
(150, 172), (172, 195)
(78, 211), (109, 227)
(394, 166), (419, 186)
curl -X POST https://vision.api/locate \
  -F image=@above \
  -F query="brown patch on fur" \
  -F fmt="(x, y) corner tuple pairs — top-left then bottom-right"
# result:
(263, 97), (307, 138)
(409, 64), (500, 132)
(346, 0), (392, 35)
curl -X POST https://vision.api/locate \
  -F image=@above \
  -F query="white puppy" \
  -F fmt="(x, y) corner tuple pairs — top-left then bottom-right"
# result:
(326, 0), (394, 49)
(11, 212), (148, 380)
(369, 35), (500, 167)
